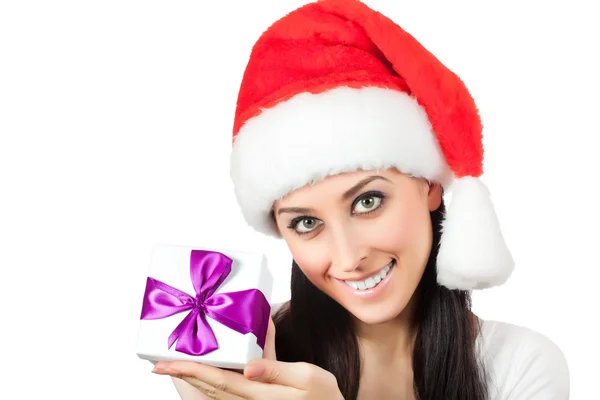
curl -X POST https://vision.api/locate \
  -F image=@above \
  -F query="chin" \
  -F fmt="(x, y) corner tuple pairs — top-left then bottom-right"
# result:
(346, 299), (411, 325)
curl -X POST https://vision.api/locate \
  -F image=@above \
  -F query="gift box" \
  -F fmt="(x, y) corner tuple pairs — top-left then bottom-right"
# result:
(136, 244), (273, 370)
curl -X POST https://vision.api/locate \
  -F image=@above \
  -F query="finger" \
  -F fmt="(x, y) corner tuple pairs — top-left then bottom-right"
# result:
(156, 360), (256, 398)
(181, 373), (297, 400)
(178, 376), (246, 400)
(244, 360), (327, 389)
(224, 368), (244, 374)
(263, 316), (277, 360)
(171, 376), (212, 400)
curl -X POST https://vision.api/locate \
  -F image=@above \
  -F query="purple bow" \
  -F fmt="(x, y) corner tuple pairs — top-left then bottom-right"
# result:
(140, 250), (271, 356)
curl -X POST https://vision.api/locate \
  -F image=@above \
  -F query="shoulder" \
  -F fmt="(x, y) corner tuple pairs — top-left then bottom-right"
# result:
(476, 319), (570, 400)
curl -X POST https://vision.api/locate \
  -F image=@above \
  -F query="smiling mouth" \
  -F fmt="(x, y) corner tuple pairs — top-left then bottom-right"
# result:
(343, 260), (395, 291)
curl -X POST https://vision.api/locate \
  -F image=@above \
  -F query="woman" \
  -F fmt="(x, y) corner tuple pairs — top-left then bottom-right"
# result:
(152, 0), (569, 398)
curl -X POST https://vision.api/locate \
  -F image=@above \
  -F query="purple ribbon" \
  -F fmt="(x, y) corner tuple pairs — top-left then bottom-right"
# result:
(140, 250), (271, 356)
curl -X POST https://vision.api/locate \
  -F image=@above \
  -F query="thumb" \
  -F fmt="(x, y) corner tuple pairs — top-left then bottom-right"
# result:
(262, 316), (276, 360)
(243, 359), (282, 383)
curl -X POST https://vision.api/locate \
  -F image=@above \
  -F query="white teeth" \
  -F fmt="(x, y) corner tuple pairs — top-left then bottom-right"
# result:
(344, 261), (393, 291)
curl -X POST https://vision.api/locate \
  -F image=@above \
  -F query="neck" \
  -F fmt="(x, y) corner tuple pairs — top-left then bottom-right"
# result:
(354, 295), (420, 362)
(353, 295), (420, 400)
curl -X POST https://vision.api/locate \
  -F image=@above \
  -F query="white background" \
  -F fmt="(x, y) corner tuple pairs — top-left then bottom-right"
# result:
(1, 0), (598, 398)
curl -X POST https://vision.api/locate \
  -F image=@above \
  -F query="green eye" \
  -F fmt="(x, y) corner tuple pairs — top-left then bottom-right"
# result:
(353, 195), (382, 213)
(300, 218), (316, 230)
(362, 197), (376, 208)
(292, 217), (322, 234)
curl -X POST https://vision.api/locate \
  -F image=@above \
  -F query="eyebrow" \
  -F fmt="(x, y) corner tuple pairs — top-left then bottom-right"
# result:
(276, 206), (316, 216)
(342, 175), (391, 201)
(276, 175), (392, 216)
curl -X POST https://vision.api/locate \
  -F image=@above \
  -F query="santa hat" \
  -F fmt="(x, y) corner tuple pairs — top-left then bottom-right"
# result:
(229, 0), (514, 290)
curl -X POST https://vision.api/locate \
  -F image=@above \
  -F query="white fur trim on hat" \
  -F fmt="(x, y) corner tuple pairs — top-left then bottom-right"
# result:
(437, 176), (515, 289)
(230, 86), (453, 236)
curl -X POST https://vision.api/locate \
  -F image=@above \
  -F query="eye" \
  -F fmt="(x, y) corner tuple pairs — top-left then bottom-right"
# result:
(352, 192), (384, 214)
(288, 217), (323, 235)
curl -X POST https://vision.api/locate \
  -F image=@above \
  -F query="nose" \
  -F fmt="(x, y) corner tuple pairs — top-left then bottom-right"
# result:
(329, 225), (367, 273)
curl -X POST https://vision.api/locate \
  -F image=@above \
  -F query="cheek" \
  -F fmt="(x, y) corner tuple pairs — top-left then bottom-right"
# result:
(371, 207), (422, 249)
(287, 241), (330, 283)
(369, 205), (433, 269)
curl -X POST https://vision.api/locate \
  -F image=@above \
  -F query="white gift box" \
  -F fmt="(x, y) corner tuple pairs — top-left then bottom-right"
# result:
(136, 244), (273, 370)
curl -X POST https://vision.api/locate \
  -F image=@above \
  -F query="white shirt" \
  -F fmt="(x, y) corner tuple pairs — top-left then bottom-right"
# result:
(271, 303), (569, 399)
(477, 319), (570, 399)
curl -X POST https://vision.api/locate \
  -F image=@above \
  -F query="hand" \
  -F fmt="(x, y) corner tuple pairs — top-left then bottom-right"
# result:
(153, 317), (344, 400)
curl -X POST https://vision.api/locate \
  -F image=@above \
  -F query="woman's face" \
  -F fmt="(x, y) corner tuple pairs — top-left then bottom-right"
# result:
(273, 169), (442, 325)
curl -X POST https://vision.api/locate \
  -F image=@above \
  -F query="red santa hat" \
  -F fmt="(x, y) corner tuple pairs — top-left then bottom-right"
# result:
(229, 0), (514, 290)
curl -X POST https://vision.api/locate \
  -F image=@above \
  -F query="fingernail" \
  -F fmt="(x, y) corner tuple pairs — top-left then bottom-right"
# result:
(152, 361), (172, 373)
(244, 361), (265, 380)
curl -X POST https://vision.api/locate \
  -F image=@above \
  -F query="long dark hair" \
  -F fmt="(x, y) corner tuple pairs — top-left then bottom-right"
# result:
(273, 200), (488, 400)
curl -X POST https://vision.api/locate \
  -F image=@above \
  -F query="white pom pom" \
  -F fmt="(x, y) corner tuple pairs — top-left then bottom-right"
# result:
(437, 177), (515, 290)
